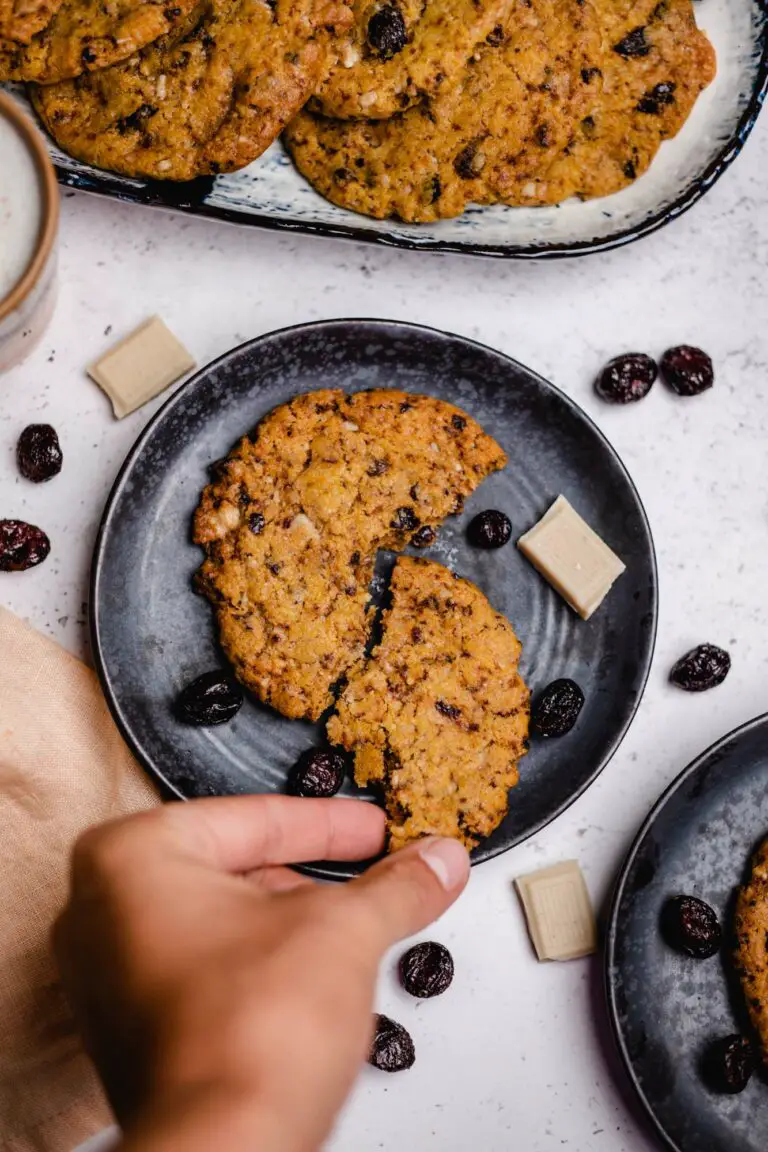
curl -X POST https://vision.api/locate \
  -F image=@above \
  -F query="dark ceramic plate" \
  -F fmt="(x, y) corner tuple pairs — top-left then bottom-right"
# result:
(91, 319), (657, 878)
(5, 0), (768, 264)
(606, 714), (768, 1152)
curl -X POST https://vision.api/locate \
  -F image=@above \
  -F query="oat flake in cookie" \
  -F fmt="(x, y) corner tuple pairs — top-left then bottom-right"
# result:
(313, 0), (513, 120)
(32, 0), (353, 179)
(327, 556), (530, 851)
(0, 0), (203, 84)
(193, 390), (506, 722)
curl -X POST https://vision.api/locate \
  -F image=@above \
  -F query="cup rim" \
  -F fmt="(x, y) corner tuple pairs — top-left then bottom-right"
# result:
(0, 91), (59, 324)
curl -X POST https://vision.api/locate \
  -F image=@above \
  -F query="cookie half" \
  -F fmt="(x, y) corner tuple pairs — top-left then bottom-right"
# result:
(327, 556), (530, 851)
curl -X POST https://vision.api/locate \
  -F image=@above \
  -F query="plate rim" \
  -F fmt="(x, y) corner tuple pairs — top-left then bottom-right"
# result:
(604, 710), (768, 1152)
(52, 19), (768, 264)
(90, 316), (659, 873)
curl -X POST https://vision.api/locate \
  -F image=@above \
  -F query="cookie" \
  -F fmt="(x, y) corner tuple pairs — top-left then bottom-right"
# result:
(32, 0), (352, 180)
(520, 0), (717, 205)
(327, 556), (530, 851)
(0, 0), (203, 84)
(0, 0), (64, 45)
(313, 0), (513, 120)
(734, 838), (768, 1064)
(193, 390), (506, 721)
(285, 0), (714, 220)
(284, 0), (602, 223)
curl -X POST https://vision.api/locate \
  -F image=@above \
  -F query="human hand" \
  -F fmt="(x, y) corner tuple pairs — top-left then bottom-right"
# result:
(54, 796), (470, 1152)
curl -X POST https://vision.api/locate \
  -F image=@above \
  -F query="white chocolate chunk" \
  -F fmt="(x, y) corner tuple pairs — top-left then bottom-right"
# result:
(515, 860), (597, 962)
(517, 495), (625, 620)
(88, 316), (195, 419)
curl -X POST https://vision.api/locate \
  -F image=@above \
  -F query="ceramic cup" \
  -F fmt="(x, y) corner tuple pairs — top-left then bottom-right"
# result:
(0, 92), (59, 374)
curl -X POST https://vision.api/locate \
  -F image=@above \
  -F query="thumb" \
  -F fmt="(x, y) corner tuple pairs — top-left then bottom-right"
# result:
(348, 837), (470, 952)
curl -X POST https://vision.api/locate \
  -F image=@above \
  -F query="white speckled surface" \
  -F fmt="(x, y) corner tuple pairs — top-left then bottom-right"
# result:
(2, 102), (768, 1151)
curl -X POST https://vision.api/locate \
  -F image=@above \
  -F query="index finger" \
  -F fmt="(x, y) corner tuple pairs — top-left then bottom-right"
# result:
(147, 794), (387, 873)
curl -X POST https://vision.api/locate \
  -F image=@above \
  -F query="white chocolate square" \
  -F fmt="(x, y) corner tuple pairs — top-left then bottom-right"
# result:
(88, 316), (195, 419)
(515, 861), (597, 962)
(517, 495), (625, 619)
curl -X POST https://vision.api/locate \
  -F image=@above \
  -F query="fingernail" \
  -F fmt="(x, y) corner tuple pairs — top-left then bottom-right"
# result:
(419, 838), (470, 891)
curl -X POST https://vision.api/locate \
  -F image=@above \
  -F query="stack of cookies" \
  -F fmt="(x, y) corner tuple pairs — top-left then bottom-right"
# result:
(285, 0), (717, 221)
(5, 0), (716, 221)
(3, 0), (353, 180)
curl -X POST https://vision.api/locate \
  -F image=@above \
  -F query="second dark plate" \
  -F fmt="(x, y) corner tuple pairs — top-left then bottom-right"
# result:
(91, 319), (657, 877)
(606, 714), (768, 1152)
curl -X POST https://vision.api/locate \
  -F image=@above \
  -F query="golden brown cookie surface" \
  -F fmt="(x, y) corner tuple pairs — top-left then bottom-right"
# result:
(734, 838), (768, 1064)
(525, 0), (717, 205)
(32, 0), (351, 179)
(327, 556), (530, 851)
(0, 0), (64, 45)
(285, 0), (600, 222)
(0, 0), (203, 83)
(285, 0), (715, 219)
(193, 390), (506, 721)
(313, 0), (513, 120)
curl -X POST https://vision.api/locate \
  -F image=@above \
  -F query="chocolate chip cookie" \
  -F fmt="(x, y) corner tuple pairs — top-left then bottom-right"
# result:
(313, 0), (513, 120)
(0, 0), (203, 83)
(32, 0), (352, 179)
(327, 556), (530, 850)
(193, 390), (506, 721)
(734, 838), (768, 1064)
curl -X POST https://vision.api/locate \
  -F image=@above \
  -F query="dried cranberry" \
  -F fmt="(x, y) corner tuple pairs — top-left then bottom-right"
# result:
(705, 1036), (755, 1094)
(411, 525), (436, 548)
(454, 138), (487, 178)
(467, 510), (512, 549)
(0, 519), (50, 571)
(17, 424), (63, 482)
(636, 81), (676, 113)
(532, 679), (584, 737)
(669, 644), (730, 692)
(400, 941), (454, 998)
(368, 1014), (415, 1072)
(612, 26), (650, 56)
(660, 345), (714, 396)
(367, 4), (407, 59)
(176, 671), (243, 725)
(594, 353), (657, 403)
(391, 506), (420, 532)
(662, 895), (722, 958)
(288, 748), (345, 797)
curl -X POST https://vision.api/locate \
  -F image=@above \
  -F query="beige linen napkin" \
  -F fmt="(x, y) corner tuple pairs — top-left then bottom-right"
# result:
(0, 607), (160, 1152)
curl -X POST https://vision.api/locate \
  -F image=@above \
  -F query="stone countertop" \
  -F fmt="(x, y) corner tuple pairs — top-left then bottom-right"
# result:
(2, 105), (768, 1152)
